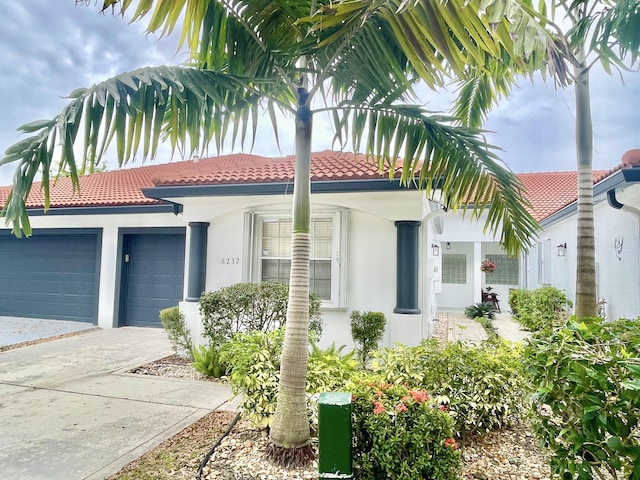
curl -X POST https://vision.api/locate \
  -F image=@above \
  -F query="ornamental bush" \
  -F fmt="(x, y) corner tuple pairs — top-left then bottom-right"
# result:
(464, 302), (497, 321)
(192, 344), (227, 378)
(350, 378), (461, 479)
(219, 328), (357, 428)
(350, 310), (387, 363)
(525, 317), (640, 480)
(199, 281), (323, 347)
(159, 306), (193, 358)
(370, 338), (530, 437)
(509, 286), (572, 332)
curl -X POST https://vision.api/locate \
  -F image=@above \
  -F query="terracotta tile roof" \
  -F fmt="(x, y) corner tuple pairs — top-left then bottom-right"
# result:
(0, 150), (623, 222)
(518, 168), (615, 221)
(149, 151), (397, 186)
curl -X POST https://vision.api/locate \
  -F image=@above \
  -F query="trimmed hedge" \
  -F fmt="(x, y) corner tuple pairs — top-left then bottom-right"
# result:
(199, 281), (323, 346)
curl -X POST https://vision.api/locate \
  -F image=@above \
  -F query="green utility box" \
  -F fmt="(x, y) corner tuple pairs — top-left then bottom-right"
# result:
(318, 392), (352, 479)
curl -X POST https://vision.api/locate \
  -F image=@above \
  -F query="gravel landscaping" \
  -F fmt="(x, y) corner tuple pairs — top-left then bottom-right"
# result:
(117, 353), (552, 480)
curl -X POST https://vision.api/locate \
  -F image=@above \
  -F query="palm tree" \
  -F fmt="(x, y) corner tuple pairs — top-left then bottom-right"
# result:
(541, 0), (639, 317)
(454, 0), (640, 318)
(1, 0), (551, 460)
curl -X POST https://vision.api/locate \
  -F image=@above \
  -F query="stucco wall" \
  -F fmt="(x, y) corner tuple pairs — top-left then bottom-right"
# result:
(2, 187), (449, 349)
(528, 198), (640, 321)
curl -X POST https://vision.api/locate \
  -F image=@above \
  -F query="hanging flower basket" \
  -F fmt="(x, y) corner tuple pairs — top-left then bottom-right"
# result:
(480, 259), (496, 273)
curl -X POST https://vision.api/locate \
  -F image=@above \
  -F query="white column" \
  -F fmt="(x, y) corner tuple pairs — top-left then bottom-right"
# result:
(473, 241), (482, 304)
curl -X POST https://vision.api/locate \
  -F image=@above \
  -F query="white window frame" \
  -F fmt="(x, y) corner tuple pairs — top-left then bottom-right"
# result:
(244, 208), (348, 309)
(537, 239), (551, 285)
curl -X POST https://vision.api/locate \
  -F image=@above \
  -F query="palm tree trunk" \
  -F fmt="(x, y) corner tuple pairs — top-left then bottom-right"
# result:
(574, 53), (597, 318)
(270, 90), (312, 448)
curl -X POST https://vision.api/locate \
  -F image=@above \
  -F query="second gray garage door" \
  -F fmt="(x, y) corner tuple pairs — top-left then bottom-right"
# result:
(0, 230), (100, 323)
(119, 231), (186, 327)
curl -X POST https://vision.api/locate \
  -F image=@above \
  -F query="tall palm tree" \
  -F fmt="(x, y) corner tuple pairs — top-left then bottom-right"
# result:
(2, 0), (552, 459)
(456, 0), (640, 318)
(540, 0), (639, 317)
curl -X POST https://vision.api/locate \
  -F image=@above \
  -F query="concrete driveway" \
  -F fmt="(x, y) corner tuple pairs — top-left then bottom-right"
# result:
(0, 316), (96, 348)
(0, 327), (236, 480)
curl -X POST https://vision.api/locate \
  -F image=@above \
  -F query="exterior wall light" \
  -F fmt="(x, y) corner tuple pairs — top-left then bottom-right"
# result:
(432, 243), (440, 256)
(557, 243), (567, 257)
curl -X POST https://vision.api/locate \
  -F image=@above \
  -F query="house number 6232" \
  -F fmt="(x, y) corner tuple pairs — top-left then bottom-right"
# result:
(221, 257), (240, 265)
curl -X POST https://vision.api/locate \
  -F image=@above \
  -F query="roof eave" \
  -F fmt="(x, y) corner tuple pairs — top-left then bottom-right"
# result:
(607, 167), (640, 210)
(142, 178), (420, 200)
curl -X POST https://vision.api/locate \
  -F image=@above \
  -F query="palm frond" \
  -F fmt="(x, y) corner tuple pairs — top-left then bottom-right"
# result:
(450, 49), (524, 129)
(590, 0), (640, 66)
(332, 101), (539, 254)
(1, 66), (271, 236)
(104, 0), (307, 85)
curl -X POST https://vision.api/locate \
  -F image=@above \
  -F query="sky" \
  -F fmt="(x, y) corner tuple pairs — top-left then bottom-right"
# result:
(1, 1), (639, 188)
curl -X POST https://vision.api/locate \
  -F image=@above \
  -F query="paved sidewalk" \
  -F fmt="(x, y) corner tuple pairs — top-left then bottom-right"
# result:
(0, 327), (237, 480)
(440, 311), (530, 343)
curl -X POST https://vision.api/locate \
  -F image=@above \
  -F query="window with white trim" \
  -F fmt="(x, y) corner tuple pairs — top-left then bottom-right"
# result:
(247, 210), (347, 308)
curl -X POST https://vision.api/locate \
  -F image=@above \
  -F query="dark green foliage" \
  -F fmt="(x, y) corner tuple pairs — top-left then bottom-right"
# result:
(219, 328), (357, 427)
(350, 378), (461, 479)
(199, 282), (323, 347)
(350, 310), (387, 363)
(509, 286), (573, 332)
(464, 302), (496, 321)
(191, 345), (228, 378)
(371, 339), (530, 437)
(525, 317), (640, 479)
(159, 306), (193, 358)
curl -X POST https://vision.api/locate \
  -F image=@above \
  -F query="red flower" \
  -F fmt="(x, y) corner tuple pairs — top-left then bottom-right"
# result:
(373, 401), (385, 415)
(480, 259), (496, 272)
(395, 403), (408, 413)
(444, 438), (458, 450)
(439, 404), (448, 412)
(409, 390), (430, 403)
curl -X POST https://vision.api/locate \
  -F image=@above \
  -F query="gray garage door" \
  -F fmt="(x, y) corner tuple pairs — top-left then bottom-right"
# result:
(120, 232), (186, 327)
(0, 231), (100, 323)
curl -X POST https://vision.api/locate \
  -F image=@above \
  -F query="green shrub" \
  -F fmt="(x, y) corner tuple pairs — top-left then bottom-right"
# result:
(159, 306), (193, 358)
(192, 345), (227, 378)
(350, 378), (461, 479)
(511, 286), (572, 331)
(219, 328), (285, 427)
(199, 281), (323, 347)
(371, 338), (530, 437)
(219, 328), (357, 428)
(464, 302), (496, 321)
(508, 288), (531, 318)
(525, 317), (640, 480)
(350, 310), (386, 363)
(306, 343), (357, 427)
(307, 343), (357, 393)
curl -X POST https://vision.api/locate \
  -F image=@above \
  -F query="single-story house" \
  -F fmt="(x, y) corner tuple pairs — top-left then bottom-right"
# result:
(1, 149), (638, 348)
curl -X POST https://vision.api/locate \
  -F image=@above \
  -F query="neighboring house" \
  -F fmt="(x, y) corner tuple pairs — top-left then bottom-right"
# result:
(521, 149), (640, 321)
(1, 150), (638, 348)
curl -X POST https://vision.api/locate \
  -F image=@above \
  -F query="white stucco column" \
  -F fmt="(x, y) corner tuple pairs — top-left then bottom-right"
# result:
(97, 226), (119, 329)
(473, 241), (482, 304)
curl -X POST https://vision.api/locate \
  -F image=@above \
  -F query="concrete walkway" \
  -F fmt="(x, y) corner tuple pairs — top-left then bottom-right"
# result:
(440, 311), (531, 343)
(0, 327), (237, 480)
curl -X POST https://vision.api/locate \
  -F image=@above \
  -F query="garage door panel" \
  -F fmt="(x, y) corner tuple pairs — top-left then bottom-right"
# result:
(121, 233), (185, 327)
(0, 233), (99, 323)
